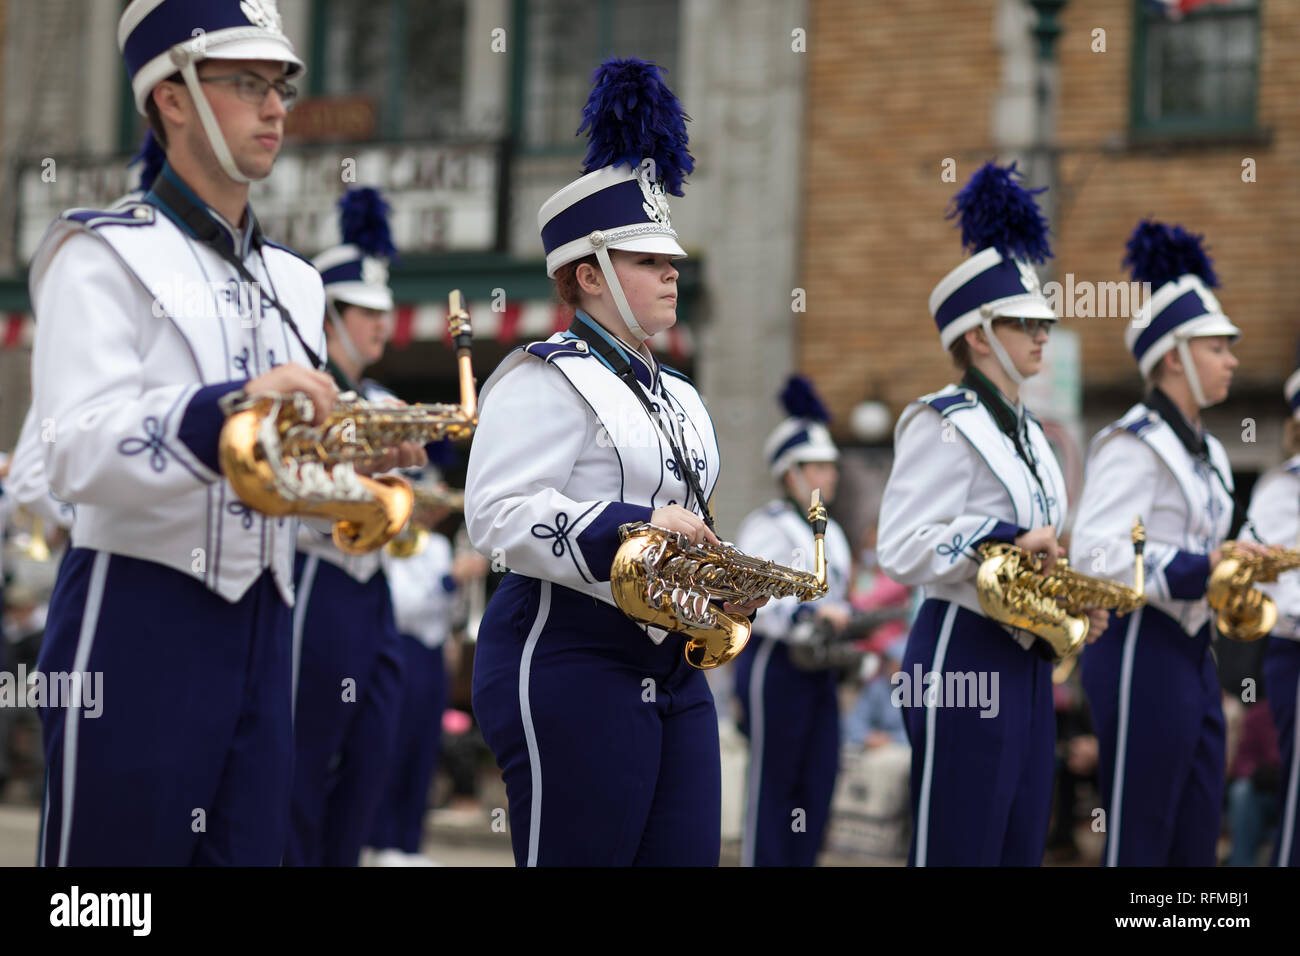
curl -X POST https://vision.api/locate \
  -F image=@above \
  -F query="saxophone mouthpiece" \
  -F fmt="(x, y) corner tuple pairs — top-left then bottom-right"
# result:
(1132, 516), (1146, 599)
(448, 289), (473, 353)
(807, 489), (828, 537)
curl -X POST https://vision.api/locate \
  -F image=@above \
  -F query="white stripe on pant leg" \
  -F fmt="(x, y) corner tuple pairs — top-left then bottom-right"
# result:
(1278, 671), (1300, 866)
(915, 602), (958, 868)
(1106, 607), (1143, 868)
(741, 637), (775, 868)
(58, 551), (110, 868)
(38, 765), (50, 867)
(290, 555), (319, 724)
(519, 581), (551, 867)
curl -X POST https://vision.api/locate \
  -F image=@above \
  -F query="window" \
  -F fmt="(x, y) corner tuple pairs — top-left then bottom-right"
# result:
(315, 0), (466, 139)
(515, 0), (681, 153)
(1131, 0), (1260, 137)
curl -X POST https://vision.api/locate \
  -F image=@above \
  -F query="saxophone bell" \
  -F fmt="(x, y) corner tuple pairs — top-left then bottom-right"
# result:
(610, 492), (831, 670)
(1207, 542), (1300, 642)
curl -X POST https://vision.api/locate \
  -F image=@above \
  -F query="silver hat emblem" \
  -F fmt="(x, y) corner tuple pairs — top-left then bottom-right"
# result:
(241, 0), (284, 34)
(637, 158), (673, 228)
(362, 257), (389, 287)
(1016, 258), (1042, 296)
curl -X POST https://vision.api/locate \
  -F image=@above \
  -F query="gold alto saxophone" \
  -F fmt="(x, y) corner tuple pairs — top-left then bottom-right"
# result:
(1207, 542), (1300, 641)
(977, 518), (1147, 660)
(219, 291), (478, 555)
(610, 491), (831, 670)
(384, 485), (467, 559)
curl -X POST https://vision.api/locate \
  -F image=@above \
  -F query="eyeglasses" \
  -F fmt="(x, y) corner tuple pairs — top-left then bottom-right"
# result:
(198, 72), (298, 111)
(994, 316), (1054, 337)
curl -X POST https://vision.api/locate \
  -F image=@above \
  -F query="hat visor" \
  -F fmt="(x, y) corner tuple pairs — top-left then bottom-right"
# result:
(1180, 313), (1241, 341)
(327, 283), (393, 312)
(203, 39), (305, 78)
(990, 295), (1056, 321)
(608, 235), (687, 259)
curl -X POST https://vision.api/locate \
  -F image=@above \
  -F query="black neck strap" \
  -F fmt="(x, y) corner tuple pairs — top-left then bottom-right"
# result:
(962, 368), (1045, 493)
(1145, 387), (1255, 541)
(149, 173), (325, 371)
(567, 316), (715, 530)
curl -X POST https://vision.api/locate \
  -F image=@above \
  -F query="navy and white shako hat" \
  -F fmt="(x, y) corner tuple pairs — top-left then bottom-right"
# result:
(118, 0), (304, 184)
(1122, 220), (1239, 407)
(1284, 368), (1300, 421)
(928, 161), (1056, 384)
(314, 188), (398, 312)
(538, 58), (693, 342)
(764, 376), (839, 480)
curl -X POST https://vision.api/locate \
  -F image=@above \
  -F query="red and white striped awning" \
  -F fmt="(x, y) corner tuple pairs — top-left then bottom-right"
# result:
(2, 300), (697, 360)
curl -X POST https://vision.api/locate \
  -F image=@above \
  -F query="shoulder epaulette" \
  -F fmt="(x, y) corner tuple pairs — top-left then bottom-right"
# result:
(922, 387), (978, 416)
(524, 340), (592, 362)
(62, 204), (155, 229)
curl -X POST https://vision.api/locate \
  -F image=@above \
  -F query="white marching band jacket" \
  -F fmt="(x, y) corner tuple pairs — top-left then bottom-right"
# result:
(1070, 402), (1235, 637)
(382, 532), (457, 649)
(736, 499), (852, 641)
(1247, 454), (1300, 642)
(7, 405), (76, 529)
(29, 199), (325, 605)
(878, 383), (1068, 650)
(465, 332), (720, 643)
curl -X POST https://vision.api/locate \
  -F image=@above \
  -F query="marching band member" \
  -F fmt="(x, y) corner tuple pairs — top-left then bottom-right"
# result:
(1071, 220), (1246, 867)
(1243, 371), (1300, 866)
(286, 188), (421, 866)
(732, 376), (853, 866)
(877, 162), (1107, 866)
(367, 467), (487, 865)
(30, 0), (335, 865)
(466, 59), (760, 866)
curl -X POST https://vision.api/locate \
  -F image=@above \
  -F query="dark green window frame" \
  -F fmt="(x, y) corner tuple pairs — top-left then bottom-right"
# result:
(509, 0), (682, 158)
(1129, 0), (1261, 139)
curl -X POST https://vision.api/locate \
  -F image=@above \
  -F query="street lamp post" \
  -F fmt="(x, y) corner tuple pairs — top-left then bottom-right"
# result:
(1027, 0), (1070, 284)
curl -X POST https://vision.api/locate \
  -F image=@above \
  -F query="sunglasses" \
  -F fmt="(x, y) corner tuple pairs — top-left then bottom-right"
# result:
(993, 316), (1054, 337)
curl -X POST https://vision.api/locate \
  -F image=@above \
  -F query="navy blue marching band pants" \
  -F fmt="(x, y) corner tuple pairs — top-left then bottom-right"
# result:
(368, 633), (449, 855)
(37, 548), (292, 866)
(732, 634), (839, 866)
(286, 554), (403, 866)
(901, 598), (1055, 866)
(1265, 636), (1300, 866)
(472, 573), (721, 866)
(1082, 605), (1225, 866)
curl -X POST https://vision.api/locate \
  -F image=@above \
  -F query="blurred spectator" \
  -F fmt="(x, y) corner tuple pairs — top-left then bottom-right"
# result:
(1046, 660), (1099, 863)
(1225, 698), (1281, 866)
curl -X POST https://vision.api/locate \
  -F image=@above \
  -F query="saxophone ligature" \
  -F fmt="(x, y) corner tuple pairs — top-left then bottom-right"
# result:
(218, 291), (478, 555)
(976, 518), (1147, 660)
(609, 491), (831, 670)
(1207, 542), (1300, 641)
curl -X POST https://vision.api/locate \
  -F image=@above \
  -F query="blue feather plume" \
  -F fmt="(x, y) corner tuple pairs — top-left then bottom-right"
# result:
(779, 375), (831, 424)
(131, 130), (166, 193)
(1122, 219), (1218, 289)
(946, 161), (1052, 263)
(578, 58), (694, 196)
(338, 187), (398, 260)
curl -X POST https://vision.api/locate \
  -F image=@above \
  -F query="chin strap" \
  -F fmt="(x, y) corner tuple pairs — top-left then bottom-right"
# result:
(170, 48), (251, 185)
(1175, 338), (1210, 408)
(592, 240), (649, 343)
(981, 315), (1026, 386)
(325, 299), (367, 371)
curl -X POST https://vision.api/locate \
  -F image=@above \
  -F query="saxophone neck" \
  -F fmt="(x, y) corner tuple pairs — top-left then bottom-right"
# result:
(448, 289), (479, 427)
(807, 490), (829, 589)
(1131, 516), (1146, 597)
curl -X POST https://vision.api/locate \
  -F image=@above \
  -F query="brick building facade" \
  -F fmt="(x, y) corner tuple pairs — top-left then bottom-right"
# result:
(801, 0), (1298, 486)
